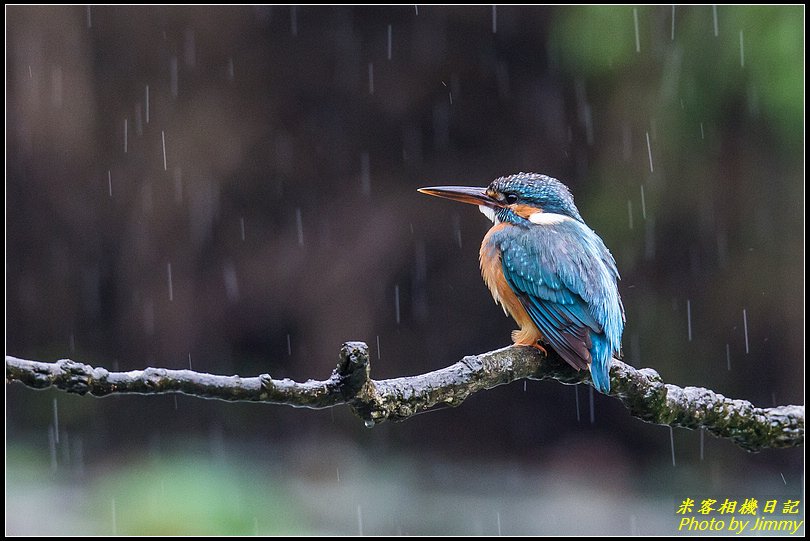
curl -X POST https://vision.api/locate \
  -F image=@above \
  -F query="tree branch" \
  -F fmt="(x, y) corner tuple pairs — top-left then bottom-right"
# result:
(6, 343), (803, 452)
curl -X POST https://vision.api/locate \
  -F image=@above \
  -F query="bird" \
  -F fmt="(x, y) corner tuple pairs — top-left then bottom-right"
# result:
(418, 172), (624, 393)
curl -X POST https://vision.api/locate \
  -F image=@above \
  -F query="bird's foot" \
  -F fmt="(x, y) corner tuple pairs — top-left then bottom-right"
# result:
(533, 341), (548, 357)
(511, 330), (548, 356)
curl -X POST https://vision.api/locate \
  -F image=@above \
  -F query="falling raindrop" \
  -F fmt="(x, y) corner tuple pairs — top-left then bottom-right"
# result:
(452, 213), (462, 248)
(123, 118), (128, 153)
(574, 385), (581, 422)
(780, 472), (787, 485)
(376, 335), (381, 359)
(170, 55), (178, 97)
(360, 152), (371, 196)
(188, 353), (193, 370)
(50, 66), (63, 107)
(627, 200), (634, 230)
(633, 8), (640, 53)
(74, 436), (85, 477)
(295, 207), (304, 245)
(739, 30), (745, 67)
(368, 62), (374, 94)
(145, 85), (149, 123)
(670, 4), (675, 41)
(581, 103), (593, 145)
(161, 130), (168, 170)
(640, 184), (647, 219)
(414, 5), (419, 15)
(622, 125), (632, 161)
(394, 284), (401, 324)
(69, 332), (76, 353)
(48, 424), (57, 471)
(357, 504), (364, 535)
(61, 430), (70, 471)
(108, 170), (112, 197)
(492, 6), (497, 34)
(496, 511), (502, 535)
(337, 466), (340, 482)
(52, 398), (59, 444)
(167, 262), (173, 301)
(645, 131), (653, 172)
(223, 263), (239, 301)
(589, 386), (595, 424)
(174, 395), (179, 410)
(111, 498), (117, 535)
(742, 309), (749, 354)
(699, 427), (704, 460)
(86, 5), (92, 28)
(725, 344), (731, 370)
(290, 6), (298, 36)
(669, 426), (676, 466)
(686, 299), (692, 341)
(387, 24), (392, 60)
(712, 5), (719, 37)
(287, 334), (292, 356)
(253, 517), (259, 536)
(227, 57), (234, 80)
(523, 380), (526, 392)
(700, 122), (705, 139)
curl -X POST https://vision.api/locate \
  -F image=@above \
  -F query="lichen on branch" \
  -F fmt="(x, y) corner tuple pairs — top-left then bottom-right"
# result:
(5, 342), (803, 452)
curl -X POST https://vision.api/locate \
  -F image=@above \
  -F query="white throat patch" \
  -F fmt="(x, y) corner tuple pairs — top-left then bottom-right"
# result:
(478, 205), (500, 224)
(528, 212), (568, 225)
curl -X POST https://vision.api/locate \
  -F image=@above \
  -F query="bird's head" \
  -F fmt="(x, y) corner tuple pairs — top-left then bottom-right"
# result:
(419, 172), (583, 226)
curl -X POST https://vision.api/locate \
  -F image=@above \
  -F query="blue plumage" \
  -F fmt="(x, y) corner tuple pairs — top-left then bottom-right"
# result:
(418, 172), (625, 393)
(490, 218), (623, 392)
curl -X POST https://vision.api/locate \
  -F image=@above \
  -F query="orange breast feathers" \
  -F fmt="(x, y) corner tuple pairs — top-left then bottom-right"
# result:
(479, 224), (545, 347)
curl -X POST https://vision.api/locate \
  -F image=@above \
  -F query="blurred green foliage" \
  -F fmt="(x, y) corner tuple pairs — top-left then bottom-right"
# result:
(551, 7), (638, 75)
(94, 454), (305, 535)
(552, 6), (802, 147)
(7, 445), (306, 535)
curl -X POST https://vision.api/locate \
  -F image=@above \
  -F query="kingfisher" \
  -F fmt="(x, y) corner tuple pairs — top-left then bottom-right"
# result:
(419, 173), (624, 393)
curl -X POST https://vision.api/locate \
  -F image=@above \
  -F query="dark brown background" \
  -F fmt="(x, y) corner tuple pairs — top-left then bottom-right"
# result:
(6, 5), (803, 535)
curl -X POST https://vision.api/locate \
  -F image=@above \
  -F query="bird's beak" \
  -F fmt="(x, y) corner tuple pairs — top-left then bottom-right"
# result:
(417, 186), (501, 208)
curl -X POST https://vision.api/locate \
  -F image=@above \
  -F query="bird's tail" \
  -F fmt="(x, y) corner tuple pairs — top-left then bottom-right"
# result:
(589, 334), (613, 394)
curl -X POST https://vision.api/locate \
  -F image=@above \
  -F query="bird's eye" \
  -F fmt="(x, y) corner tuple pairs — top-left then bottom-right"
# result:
(504, 193), (518, 204)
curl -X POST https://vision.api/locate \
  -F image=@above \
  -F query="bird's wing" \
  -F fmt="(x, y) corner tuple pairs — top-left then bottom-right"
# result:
(498, 222), (609, 371)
